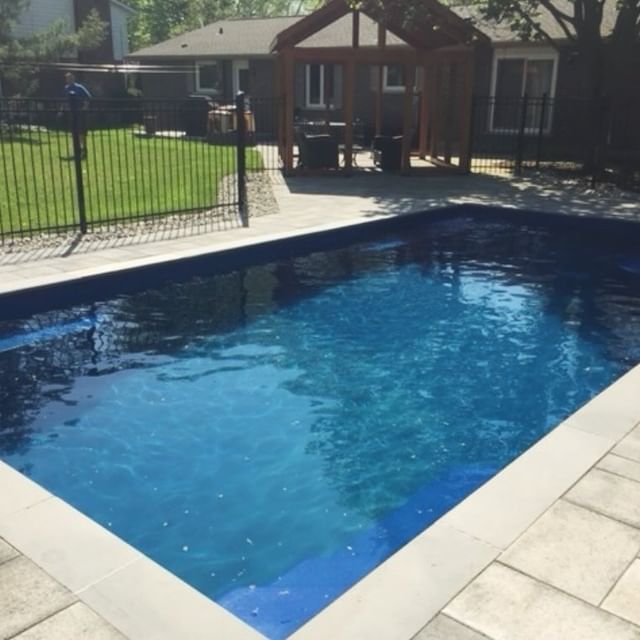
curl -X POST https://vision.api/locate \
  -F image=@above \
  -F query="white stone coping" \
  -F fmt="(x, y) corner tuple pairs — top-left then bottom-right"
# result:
(1, 214), (640, 640)
(0, 214), (403, 297)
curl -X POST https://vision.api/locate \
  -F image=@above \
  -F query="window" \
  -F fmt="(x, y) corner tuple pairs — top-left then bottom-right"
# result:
(491, 49), (558, 132)
(195, 62), (220, 94)
(304, 64), (341, 109)
(233, 60), (250, 96)
(305, 64), (325, 108)
(383, 65), (406, 92)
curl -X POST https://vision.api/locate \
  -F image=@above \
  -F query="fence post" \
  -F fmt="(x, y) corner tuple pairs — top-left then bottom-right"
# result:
(535, 93), (548, 169)
(69, 94), (88, 234)
(235, 91), (248, 227)
(515, 93), (529, 175)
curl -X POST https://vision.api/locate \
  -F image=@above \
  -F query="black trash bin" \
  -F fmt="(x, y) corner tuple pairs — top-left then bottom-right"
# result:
(373, 135), (403, 171)
(181, 95), (214, 137)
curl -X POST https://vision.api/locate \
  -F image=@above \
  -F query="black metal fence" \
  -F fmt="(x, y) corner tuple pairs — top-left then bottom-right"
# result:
(0, 94), (264, 242)
(470, 95), (640, 189)
(246, 95), (282, 174)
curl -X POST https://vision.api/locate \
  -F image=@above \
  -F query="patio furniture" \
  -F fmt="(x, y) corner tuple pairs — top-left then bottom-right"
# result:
(373, 135), (403, 171)
(296, 129), (339, 169)
(181, 95), (215, 137)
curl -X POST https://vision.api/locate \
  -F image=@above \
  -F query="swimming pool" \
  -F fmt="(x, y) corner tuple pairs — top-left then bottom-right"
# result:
(1, 208), (640, 638)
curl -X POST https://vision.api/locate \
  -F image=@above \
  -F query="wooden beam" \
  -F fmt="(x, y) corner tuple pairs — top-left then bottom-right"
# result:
(375, 65), (383, 136)
(282, 49), (295, 174)
(443, 59), (456, 165)
(401, 62), (415, 174)
(457, 52), (474, 172)
(428, 60), (440, 158)
(343, 57), (355, 172)
(418, 57), (430, 158)
(375, 23), (386, 136)
(271, 0), (349, 52)
(276, 55), (284, 158)
(352, 10), (360, 49)
(289, 46), (423, 64)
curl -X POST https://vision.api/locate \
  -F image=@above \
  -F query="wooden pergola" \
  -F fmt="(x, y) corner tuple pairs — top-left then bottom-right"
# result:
(271, 0), (489, 175)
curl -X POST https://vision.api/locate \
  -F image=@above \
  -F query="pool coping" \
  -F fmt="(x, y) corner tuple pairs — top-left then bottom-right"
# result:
(1, 207), (640, 640)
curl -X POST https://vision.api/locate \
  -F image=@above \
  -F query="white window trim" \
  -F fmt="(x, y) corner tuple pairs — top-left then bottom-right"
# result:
(305, 63), (327, 109)
(383, 65), (406, 93)
(489, 47), (559, 134)
(195, 61), (220, 95)
(232, 59), (249, 96)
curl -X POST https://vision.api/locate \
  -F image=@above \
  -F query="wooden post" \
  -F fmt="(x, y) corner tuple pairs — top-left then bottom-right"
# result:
(401, 62), (415, 174)
(324, 63), (331, 131)
(282, 49), (295, 173)
(418, 56), (430, 159)
(276, 54), (284, 159)
(352, 10), (359, 48)
(457, 51), (474, 172)
(428, 57), (440, 158)
(443, 60), (456, 165)
(375, 23), (386, 136)
(375, 66), (383, 136)
(343, 57), (355, 172)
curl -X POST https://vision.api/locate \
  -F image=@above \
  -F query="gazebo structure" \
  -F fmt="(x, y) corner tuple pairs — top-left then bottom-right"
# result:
(271, 0), (488, 175)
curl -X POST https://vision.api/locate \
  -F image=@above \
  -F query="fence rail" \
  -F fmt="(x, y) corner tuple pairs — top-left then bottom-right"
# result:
(470, 95), (640, 189)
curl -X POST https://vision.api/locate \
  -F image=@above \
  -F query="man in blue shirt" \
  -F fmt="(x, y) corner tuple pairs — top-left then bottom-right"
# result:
(63, 72), (92, 159)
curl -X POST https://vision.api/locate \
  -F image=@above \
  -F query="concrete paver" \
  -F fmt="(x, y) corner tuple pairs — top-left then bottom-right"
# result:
(0, 538), (18, 566)
(602, 560), (640, 626)
(414, 615), (490, 639)
(613, 425), (640, 462)
(499, 499), (640, 605)
(566, 468), (640, 528)
(444, 563), (640, 640)
(597, 454), (640, 484)
(0, 556), (76, 640)
(12, 602), (126, 640)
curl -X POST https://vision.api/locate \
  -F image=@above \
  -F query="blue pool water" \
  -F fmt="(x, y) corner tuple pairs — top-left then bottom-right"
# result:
(1, 210), (640, 638)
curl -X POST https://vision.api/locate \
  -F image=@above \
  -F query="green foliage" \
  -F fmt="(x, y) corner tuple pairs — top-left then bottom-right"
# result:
(128, 0), (323, 49)
(0, 1), (108, 95)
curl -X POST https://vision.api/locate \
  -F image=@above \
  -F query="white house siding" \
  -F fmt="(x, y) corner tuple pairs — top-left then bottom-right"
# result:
(13, 0), (76, 39)
(110, 2), (131, 61)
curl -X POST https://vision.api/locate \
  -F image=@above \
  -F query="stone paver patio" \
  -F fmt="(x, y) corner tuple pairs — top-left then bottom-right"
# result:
(418, 428), (640, 640)
(1, 171), (640, 639)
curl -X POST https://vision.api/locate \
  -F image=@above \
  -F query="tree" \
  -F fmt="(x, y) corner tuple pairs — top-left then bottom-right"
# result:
(127, 0), (322, 49)
(473, 0), (639, 99)
(0, 0), (107, 96)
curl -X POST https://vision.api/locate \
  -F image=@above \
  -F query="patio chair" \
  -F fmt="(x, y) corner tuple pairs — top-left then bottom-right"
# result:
(373, 135), (403, 171)
(296, 129), (339, 170)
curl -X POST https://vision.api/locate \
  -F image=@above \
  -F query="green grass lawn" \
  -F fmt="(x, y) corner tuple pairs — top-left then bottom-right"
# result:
(0, 127), (262, 236)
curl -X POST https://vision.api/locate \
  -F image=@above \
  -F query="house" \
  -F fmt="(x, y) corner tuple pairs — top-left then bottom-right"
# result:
(127, 0), (639, 163)
(126, 13), (436, 134)
(6, 0), (135, 96)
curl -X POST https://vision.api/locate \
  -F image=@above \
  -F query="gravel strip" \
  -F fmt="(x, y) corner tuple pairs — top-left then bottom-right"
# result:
(0, 172), (279, 259)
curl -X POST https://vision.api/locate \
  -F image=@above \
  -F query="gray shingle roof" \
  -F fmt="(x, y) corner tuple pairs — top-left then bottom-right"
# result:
(128, 1), (619, 59)
(128, 16), (301, 58)
(128, 13), (407, 59)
